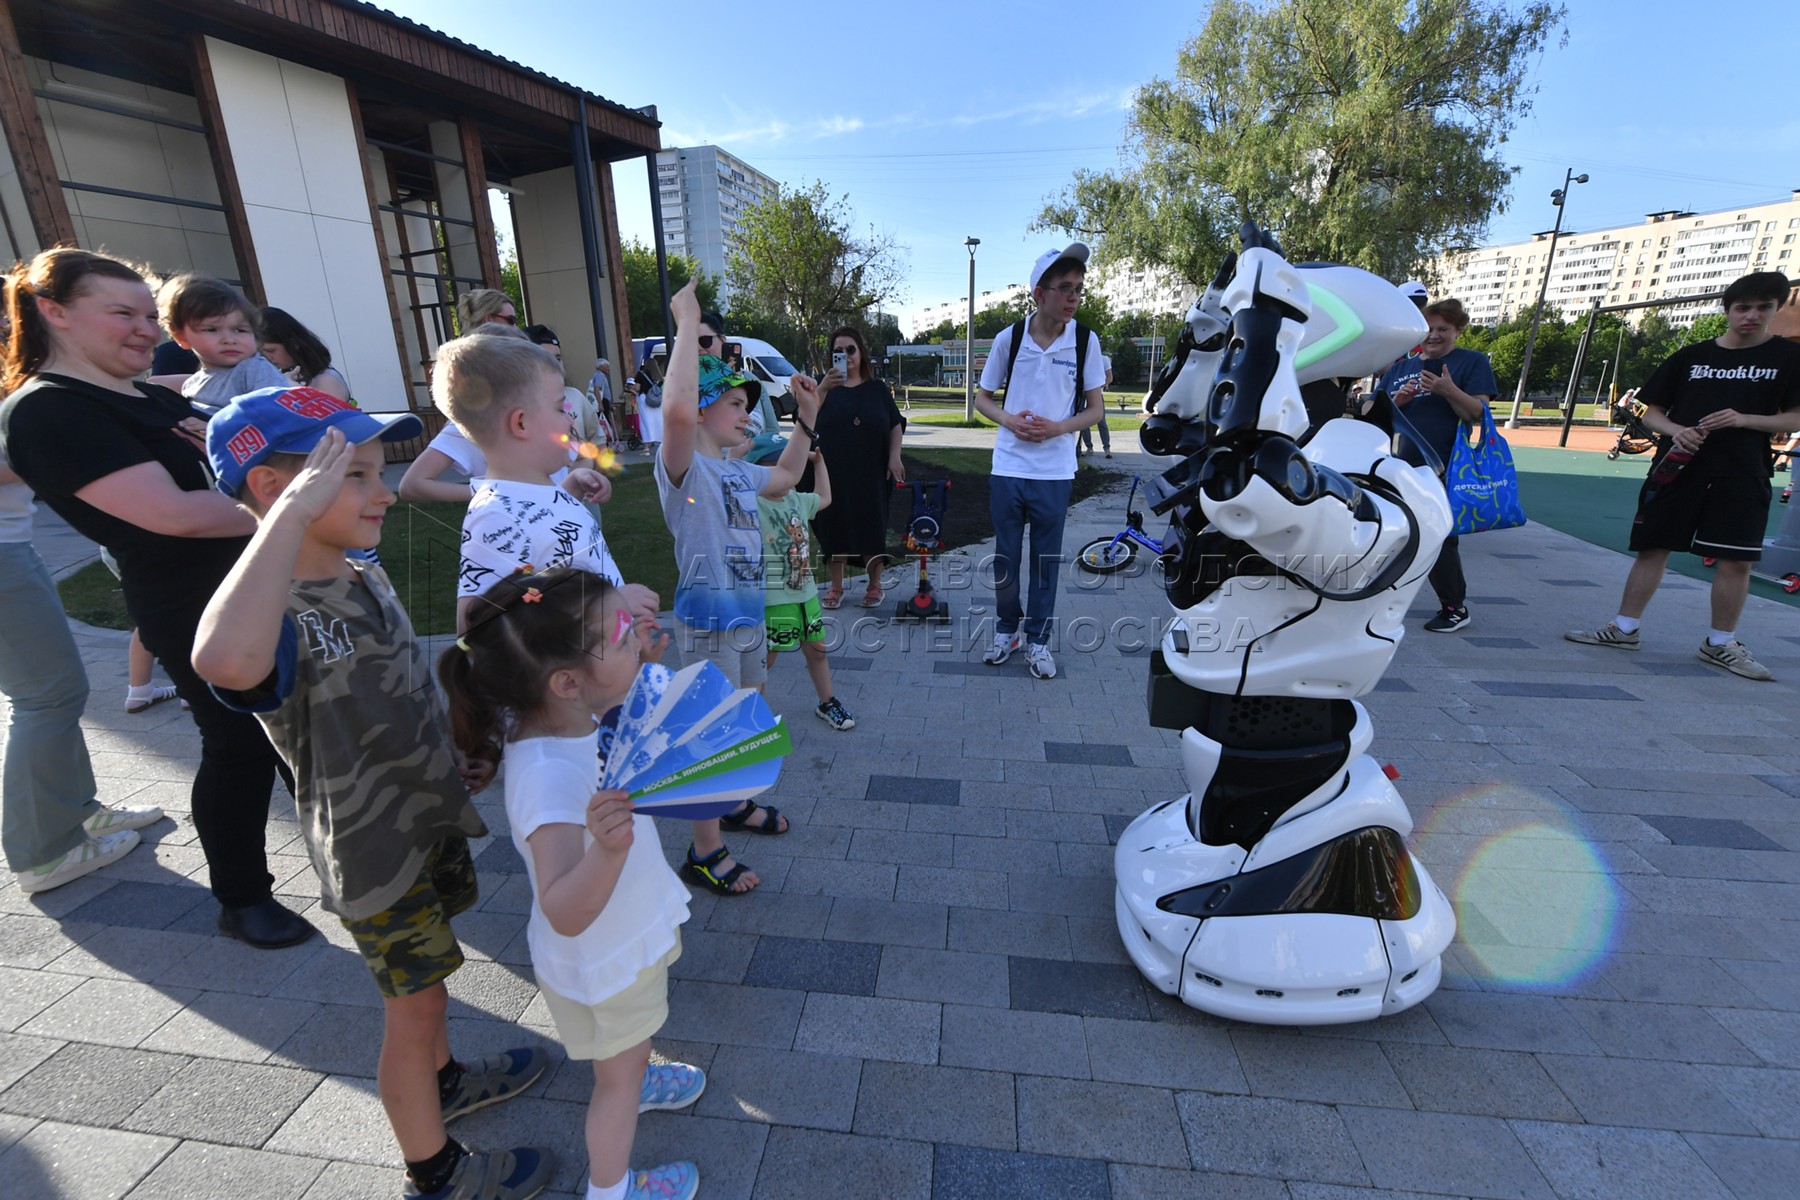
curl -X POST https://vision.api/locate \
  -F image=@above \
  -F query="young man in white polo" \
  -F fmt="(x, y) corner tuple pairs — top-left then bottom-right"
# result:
(974, 243), (1107, 679)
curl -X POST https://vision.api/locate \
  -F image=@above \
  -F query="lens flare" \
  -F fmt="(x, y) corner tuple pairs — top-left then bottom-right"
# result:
(1414, 785), (1618, 989)
(574, 441), (622, 473)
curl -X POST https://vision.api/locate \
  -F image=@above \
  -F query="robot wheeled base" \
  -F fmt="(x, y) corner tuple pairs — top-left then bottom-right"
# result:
(892, 480), (951, 622)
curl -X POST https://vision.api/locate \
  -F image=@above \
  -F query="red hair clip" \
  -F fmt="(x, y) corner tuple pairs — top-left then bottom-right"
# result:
(521, 587), (544, 604)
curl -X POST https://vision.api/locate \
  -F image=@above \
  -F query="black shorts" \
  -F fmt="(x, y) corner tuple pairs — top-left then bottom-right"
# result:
(1629, 471), (1771, 561)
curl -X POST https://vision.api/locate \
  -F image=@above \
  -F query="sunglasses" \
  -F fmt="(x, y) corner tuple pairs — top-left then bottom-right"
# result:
(698, 334), (718, 349)
(833, 345), (858, 356)
(495, 313), (517, 326)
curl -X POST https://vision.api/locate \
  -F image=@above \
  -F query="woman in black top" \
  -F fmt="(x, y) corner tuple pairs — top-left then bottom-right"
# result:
(0, 249), (309, 948)
(812, 327), (906, 608)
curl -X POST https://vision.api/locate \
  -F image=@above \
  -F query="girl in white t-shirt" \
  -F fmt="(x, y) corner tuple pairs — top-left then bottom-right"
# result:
(440, 568), (699, 1200)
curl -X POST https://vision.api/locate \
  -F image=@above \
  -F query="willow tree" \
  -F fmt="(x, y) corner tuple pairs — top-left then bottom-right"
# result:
(1039, 0), (1566, 283)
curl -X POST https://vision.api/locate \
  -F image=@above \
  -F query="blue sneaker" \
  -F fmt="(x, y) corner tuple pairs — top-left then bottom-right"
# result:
(441, 1047), (549, 1123)
(625, 1162), (699, 1200)
(404, 1146), (553, 1199)
(639, 1061), (706, 1113)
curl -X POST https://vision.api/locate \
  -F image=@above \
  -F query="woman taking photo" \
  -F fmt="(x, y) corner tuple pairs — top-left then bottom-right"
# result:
(0, 249), (307, 947)
(812, 327), (905, 608)
(1375, 297), (1499, 634)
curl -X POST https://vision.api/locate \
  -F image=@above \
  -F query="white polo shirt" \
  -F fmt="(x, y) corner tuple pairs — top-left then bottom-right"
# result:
(979, 319), (1106, 481)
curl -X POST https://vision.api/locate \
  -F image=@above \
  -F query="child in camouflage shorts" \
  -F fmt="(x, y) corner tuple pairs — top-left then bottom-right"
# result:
(193, 386), (554, 1200)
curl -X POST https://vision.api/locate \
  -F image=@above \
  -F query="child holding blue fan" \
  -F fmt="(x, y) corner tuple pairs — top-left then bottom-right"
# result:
(439, 567), (702, 1200)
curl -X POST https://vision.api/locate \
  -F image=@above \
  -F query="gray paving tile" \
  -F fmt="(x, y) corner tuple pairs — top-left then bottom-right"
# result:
(1372, 677), (1418, 692)
(948, 908), (1071, 958)
(1685, 1131), (1800, 1200)
(1111, 1163), (1290, 1199)
(865, 775), (960, 805)
(666, 928), (757, 985)
(894, 865), (1010, 910)
(1082, 1016), (1246, 1094)
(1598, 953), (1767, 1007)
(876, 946), (1008, 1008)
(1645, 814), (1785, 851)
(1231, 1030), (1409, 1109)
(823, 898), (948, 949)
(124, 1140), (325, 1199)
(294, 1161), (401, 1200)
(663, 980), (806, 1051)
(139, 990), (319, 1065)
(0, 914), (102, 970)
(792, 992), (939, 1064)
(851, 1061), (1015, 1151)
(1339, 1105), (1551, 1199)
(443, 959), (539, 1023)
(0, 1031), (59, 1096)
(692, 1044), (862, 1132)
(844, 827), (953, 867)
(1510, 1120), (1732, 1200)
(743, 936), (880, 996)
(1381, 1042), (1578, 1120)
(1017, 1076), (1189, 1167)
(122, 1056), (322, 1146)
(0, 1113), (37, 1158)
(1751, 773), (1800, 798)
(703, 891), (833, 939)
(1705, 1006), (1800, 1068)
(0, 1119), (175, 1200)
(0, 964), (81, 1033)
(1044, 741), (1135, 767)
(1560, 998), (1759, 1064)
(61, 879), (211, 931)
(1466, 636), (1538, 649)
(751, 1127), (931, 1200)
(0, 1042), (189, 1126)
(933, 1143), (1111, 1197)
(1008, 956), (1149, 1019)
(1175, 1093), (1367, 1185)
(1536, 1054), (1755, 1133)
(268, 1003), (385, 1076)
(1423, 992), (1603, 1055)
(1693, 1064), (1800, 1139)
(940, 1004), (1089, 1078)
(1475, 680), (1642, 701)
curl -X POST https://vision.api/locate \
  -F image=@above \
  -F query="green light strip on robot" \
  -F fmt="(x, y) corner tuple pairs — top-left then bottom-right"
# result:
(1294, 285), (1364, 371)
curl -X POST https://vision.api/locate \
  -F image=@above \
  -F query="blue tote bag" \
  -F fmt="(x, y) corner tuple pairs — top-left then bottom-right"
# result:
(1446, 407), (1526, 535)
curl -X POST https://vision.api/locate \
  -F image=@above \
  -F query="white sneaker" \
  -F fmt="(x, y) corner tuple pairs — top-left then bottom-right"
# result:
(1027, 642), (1057, 680)
(124, 684), (179, 713)
(83, 805), (164, 836)
(16, 829), (140, 894)
(984, 631), (1022, 666)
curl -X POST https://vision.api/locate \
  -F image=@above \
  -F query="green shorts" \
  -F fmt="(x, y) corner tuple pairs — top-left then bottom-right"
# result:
(765, 596), (825, 652)
(341, 836), (477, 999)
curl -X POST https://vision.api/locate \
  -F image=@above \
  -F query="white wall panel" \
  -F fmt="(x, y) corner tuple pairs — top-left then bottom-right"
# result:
(205, 37), (406, 411)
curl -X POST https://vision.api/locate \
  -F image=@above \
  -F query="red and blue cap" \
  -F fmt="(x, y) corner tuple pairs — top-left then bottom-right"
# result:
(206, 386), (422, 497)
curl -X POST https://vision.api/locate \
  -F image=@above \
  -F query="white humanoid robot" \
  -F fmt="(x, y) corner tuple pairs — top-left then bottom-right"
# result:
(1114, 223), (1458, 1024)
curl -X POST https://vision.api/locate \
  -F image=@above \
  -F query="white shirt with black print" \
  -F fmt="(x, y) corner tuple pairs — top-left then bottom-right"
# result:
(457, 478), (621, 599)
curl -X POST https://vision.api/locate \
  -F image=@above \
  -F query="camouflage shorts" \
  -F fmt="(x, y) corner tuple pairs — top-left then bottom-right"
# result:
(342, 837), (478, 998)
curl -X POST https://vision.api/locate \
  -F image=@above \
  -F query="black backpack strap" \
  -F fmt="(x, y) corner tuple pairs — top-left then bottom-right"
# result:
(997, 319), (1027, 408)
(1074, 322), (1090, 409)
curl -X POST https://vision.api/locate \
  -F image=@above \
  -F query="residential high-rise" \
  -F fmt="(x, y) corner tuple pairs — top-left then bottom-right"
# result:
(655, 145), (777, 299)
(1431, 190), (1800, 328)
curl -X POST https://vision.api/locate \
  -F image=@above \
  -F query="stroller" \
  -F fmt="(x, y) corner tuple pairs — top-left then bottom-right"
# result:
(1606, 389), (1656, 460)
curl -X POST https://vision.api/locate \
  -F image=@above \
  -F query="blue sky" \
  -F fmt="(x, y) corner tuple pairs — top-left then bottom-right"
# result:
(382, 1), (1798, 327)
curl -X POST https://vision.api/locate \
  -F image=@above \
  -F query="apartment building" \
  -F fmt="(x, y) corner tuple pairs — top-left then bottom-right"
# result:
(1432, 190), (1800, 328)
(1095, 259), (1193, 315)
(655, 144), (776, 298)
(910, 282), (1029, 335)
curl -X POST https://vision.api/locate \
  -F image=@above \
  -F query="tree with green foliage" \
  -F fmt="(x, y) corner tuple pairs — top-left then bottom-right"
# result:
(620, 240), (718, 344)
(727, 181), (905, 368)
(1039, 0), (1565, 284)
(499, 250), (524, 320)
(1110, 337), (1144, 384)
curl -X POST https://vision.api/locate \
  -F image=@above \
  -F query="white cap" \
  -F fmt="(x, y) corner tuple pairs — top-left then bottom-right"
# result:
(1030, 242), (1091, 290)
(1398, 280), (1428, 302)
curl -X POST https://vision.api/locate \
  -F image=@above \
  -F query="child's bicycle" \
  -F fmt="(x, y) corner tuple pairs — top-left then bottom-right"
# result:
(1076, 475), (1172, 575)
(1606, 389), (1656, 460)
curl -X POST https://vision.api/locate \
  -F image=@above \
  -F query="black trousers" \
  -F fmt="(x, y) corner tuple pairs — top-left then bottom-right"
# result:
(1429, 535), (1467, 610)
(137, 601), (290, 909)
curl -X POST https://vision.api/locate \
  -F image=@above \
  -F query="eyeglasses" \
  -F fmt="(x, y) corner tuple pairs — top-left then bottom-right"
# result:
(495, 312), (517, 326)
(833, 345), (858, 356)
(1046, 284), (1084, 298)
(698, 334), (718, 348)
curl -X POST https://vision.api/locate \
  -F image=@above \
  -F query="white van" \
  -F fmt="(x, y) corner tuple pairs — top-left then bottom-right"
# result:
(632, 334), (802, 461)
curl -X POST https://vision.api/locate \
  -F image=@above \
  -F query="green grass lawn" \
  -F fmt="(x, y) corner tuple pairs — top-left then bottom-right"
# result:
(58, 446), (1113, 635)
(907, 407), (1148, 431)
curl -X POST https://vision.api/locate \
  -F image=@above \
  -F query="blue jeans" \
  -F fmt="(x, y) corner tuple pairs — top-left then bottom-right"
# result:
(989, 475), (1073, 645)
(0, 541), (99, 871)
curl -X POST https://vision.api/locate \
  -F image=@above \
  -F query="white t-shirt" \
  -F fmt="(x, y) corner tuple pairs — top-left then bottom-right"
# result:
(428, 424), (569, 488)
(978, 320), (1106, 481)
(505, 732), (690, 1004)
(457, 478), (621, 598)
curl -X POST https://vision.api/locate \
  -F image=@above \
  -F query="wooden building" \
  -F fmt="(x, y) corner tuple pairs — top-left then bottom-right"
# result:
(0, 0), (660, 412)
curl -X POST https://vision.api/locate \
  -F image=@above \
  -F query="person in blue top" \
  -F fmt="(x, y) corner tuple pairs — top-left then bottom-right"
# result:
(1375, 297), (1498, 633)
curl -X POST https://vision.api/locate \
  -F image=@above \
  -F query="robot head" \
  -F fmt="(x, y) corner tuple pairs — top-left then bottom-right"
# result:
(1290, 265), (1430, 385)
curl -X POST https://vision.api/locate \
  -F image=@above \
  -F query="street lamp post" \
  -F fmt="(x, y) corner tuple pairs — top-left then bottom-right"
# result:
(1506, 168), (1588, 428)
(963, 236), (980, 421)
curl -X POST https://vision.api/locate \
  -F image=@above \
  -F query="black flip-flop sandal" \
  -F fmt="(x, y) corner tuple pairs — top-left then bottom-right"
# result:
(719, 800), (788, 836)
(683, 844), (753, 895)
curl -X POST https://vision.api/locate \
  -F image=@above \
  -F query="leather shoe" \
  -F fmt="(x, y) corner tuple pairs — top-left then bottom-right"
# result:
(217, 898), (315, 949)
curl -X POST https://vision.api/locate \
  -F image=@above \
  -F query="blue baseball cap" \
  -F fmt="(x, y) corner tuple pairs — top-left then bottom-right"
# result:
(206, 386), (422, 497)
(697, 354), (762, 409)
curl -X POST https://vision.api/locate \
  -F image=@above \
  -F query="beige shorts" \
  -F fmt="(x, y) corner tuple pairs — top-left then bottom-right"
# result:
(679, 623), (769, 688)
(539, 935), (681, 1062)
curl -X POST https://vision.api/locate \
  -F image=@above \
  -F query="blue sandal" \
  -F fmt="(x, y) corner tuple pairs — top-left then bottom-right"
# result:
(682, 844), (753, 895)
(719, 799), (788, 836)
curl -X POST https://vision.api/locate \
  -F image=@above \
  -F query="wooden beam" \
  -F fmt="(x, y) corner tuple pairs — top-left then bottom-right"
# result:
(345, 79), (415, 408)
(456, 116), (501, 289)
(596, 151), (633, 358)
(0, 0), (74, 247)
(187, 32), (264, 302)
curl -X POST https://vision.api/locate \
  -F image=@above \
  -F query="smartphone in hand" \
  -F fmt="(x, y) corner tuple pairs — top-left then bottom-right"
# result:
(832, 350), (848, 378)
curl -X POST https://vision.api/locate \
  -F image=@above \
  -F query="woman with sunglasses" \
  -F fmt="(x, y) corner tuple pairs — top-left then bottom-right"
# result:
(812, 327), (905, 608)
(454, 288), (516, 330)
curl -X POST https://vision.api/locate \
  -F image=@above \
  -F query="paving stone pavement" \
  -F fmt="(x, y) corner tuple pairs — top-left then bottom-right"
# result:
(3, 437), (1799, 1198)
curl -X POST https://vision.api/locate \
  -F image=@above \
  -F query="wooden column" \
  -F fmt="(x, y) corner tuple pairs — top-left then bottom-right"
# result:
(596, 148), (635, 359)
(187, 33), (265, 301)
(0, 0), (73, 248)
(457, 117), (502, 289)
(345, 80), (414, 407)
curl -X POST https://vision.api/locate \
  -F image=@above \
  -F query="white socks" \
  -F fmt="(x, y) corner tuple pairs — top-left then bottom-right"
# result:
(587, 1176), (628, 1200)
(1708, 629), (1736, 647)
(1613, 616), (1640, 634)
